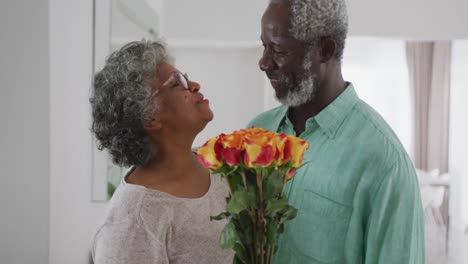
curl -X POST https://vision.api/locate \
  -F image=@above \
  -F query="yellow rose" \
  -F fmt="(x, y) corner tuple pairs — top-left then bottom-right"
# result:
(196, 136), (223, 170)
(243, 140), (275, 168)
(285, 135), (309, 168)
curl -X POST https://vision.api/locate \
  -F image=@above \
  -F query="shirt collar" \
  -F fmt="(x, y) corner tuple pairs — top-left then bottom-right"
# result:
(314, 83), (359, 138)
(275, 83), (359, 138)
(272, 105), (289, 132)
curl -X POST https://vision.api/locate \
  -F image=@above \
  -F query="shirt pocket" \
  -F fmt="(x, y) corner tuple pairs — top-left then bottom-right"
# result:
(290, 189), (352, 263)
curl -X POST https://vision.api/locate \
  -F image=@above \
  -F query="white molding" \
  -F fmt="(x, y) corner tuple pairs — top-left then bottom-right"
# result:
(168, 39), (262, 49)
(92, 0), (112, 202)
(115, 0), (160, 38)
(111, 37), (262, 49)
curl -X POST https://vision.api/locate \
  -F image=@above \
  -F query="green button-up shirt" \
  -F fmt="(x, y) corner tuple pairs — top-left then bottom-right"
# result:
(248, 84), (425, 264)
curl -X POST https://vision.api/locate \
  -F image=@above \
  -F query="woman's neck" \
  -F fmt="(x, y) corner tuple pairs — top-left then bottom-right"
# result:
(126, 142), (210, 198)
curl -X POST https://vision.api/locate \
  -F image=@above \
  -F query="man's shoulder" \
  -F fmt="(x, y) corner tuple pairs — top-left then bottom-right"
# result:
(247, 105), (287, 130)
(349, 100), (406, 153)
(347, 100), (415, 175)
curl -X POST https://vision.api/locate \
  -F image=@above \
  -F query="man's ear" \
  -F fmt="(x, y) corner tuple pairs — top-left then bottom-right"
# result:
(319, 38), (337, 63)
(143, 117), (163, 131)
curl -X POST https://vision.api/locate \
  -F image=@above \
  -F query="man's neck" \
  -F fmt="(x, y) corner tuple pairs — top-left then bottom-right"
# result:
(288, 76), (347, 135)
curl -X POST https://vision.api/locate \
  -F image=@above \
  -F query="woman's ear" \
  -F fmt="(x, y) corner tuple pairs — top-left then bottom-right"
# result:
(143, 117), (163, 131)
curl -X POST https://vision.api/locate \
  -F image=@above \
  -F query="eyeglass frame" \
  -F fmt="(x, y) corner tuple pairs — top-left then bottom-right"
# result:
(152, 71), (195, 97)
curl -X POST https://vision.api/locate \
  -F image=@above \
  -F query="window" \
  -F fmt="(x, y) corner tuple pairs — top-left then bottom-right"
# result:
(343, 37), (412, 155)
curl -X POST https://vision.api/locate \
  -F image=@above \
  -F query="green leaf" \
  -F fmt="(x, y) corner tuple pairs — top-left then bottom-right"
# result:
(278, 206), (298, 225)
(229, 173), (245, 192)
(227, 189), (256, 214)
(233, 255), (246, 264)
(233, 242), (248, 264)
(235, 212), (253, 245)
(265, 198), (288, 218)
(263, 170), (283, 200)
(227, 191), (248, 214)
(225, 165), (240, 176)
(246, 185), (258, 209)
(220, 222), (238, 249)
(210, 212), (231, 221)
(266, 220), (278, 246)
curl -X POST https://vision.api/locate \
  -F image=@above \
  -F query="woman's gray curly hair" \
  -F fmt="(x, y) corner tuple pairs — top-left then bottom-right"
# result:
(271, 0), (348, 61)
(90, 40), (173, 167)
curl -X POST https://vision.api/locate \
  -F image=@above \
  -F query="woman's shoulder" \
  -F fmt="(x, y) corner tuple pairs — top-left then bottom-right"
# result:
(92, 187), (170, 263)
(93, 183), (174, 247)
(209, 173), (230, 196)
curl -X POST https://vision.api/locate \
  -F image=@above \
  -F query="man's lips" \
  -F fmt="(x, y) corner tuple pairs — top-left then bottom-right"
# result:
(267, 76), (282, 84)
(266, 73), (281, 82)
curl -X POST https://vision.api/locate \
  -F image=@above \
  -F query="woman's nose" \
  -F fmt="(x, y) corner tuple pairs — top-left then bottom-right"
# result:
(189, 81), (200, 93)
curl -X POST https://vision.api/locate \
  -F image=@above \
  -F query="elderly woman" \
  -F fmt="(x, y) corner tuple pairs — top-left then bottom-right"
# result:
(90, 40), (232, 264)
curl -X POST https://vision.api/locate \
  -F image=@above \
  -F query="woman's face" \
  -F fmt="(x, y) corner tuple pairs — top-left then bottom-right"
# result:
(151, 63), (213, 134)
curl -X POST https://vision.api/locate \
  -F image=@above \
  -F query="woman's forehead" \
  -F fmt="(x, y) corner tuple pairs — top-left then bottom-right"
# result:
(157, 63), (177, 77)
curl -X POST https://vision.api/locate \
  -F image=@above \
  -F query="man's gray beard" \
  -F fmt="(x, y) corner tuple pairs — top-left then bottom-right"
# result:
(276, 74), (317, 107)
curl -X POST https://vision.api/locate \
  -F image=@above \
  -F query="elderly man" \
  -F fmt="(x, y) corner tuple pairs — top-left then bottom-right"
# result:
(248, 0), (425, 263)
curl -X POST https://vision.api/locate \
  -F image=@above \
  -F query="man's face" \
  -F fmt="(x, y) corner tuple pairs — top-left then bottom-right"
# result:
(259, 3), (320, 107)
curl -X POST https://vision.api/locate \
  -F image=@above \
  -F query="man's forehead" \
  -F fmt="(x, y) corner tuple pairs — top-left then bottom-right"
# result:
(261, 4), (292, 37)
(262, 19), (288, 33)
(261, 21), (298, 45)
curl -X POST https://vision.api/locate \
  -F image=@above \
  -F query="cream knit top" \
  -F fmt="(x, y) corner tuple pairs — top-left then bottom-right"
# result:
(92, 172), (234, 264)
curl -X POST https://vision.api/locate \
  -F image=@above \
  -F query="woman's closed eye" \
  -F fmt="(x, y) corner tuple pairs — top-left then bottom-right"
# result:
(170, 81), (179, 89)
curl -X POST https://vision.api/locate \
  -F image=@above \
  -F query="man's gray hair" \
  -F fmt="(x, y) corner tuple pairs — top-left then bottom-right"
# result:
(271, 0), (349, 60)
(90, 40), (172, 167)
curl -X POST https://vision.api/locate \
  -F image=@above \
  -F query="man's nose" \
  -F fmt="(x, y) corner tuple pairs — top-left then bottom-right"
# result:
(259, 54), (274, 72)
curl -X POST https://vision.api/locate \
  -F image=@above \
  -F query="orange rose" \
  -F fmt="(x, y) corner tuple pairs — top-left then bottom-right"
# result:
(243, 140), (275, 168)
(196, 136), (223, 170)
(271, 133), (289, 166)
(217, 131), (244, 166)
(197, 127), (308, 170)
(287, 168), (297, 179)
(221, 132), (244, 151)
(242, 128), (278, 168)
(284, 135), (309, 168)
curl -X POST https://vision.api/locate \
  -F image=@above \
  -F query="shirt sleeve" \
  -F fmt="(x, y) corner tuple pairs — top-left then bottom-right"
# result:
(92, 222), (170, 264)
(364, 155), (425, 264)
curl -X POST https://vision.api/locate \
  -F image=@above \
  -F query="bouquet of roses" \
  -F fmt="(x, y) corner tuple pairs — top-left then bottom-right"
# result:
(196, 127), (309, 264)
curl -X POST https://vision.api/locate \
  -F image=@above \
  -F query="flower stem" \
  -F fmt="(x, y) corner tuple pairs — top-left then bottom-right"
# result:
(241, 171), (248, 189)
(266, 245), (272, 264)
(225, 177), (233, 195)
(256, 169), (265, 264)
(280, 167), (289, 197)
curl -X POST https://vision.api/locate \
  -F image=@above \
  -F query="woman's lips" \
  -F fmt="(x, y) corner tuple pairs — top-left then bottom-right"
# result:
(195, 93), (209, 104)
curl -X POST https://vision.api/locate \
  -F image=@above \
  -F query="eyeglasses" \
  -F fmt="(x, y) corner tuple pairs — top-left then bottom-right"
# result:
(152, 71), (196, 96)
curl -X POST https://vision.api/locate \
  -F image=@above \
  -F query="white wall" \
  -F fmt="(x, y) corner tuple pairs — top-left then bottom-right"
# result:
(346, 0), (468, 40)
(170, 47), (265, 147)
(0, 0), (50, 263)
(162, 0), (468, 41)
(164, 0), (269, 41)
(49, 0), (107, 263)
(449, 40), (468, 229)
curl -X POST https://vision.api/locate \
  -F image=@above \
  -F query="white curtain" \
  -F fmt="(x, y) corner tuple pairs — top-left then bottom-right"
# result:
(406, 41), (452, 263)
(406, 41), (451, 173)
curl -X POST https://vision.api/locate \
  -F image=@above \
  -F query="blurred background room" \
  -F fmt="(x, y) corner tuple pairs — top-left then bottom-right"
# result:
(1, 0), (467, 263)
